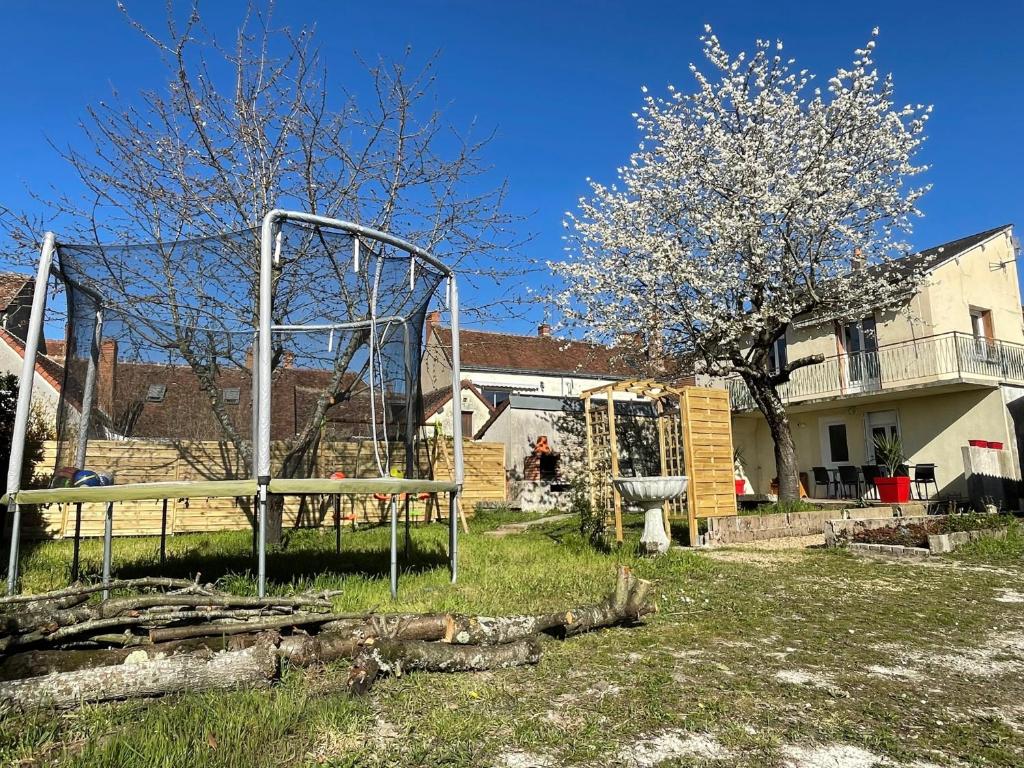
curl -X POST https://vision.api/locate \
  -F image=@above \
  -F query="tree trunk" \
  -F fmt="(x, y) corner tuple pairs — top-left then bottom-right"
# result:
(745, 376), (801, 502)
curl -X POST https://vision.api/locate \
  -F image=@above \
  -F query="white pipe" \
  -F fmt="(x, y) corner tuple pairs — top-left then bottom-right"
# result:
(6, 233), (55, 594)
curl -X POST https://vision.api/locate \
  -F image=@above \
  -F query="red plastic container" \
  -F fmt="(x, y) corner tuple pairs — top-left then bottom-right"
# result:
(989, 441), (1005, 450)
(734, 479), (745, 496)
(968, 439), (989, 448)
(875, 476), (911, 504)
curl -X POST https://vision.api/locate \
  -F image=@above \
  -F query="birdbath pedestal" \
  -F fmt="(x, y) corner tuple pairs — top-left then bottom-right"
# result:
(612, 476), (689, 554)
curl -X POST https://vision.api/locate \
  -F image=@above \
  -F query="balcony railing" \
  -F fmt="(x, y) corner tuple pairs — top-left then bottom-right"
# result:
(726, 331), (1024, 411)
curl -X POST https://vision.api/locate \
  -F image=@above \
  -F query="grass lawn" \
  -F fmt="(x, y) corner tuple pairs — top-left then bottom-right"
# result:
(3, 511), (1024, 767)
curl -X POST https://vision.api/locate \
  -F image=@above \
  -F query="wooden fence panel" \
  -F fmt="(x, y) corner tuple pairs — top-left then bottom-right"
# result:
(27, 438), (505, 538)
(681, 387), (737, 538)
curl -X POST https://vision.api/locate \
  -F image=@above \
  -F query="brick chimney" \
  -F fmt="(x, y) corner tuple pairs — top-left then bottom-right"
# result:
(97, 339), (117, 416)
(425, 310), (441, 339)
(537, 323), (551, 338)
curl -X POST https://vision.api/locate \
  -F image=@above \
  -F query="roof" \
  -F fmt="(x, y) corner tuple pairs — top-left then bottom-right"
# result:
(430, 326), (634, 379)
(0, 272), (31, 311)
(880, 224), (1013, 279)
(0, 328), (66, 394)
(421, 380), (493, 422)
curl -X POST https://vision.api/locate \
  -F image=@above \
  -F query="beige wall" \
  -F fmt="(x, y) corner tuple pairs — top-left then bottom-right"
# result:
(921, 230), (1023, 343)
(420, 390), (493, 440)
(733, 386), (1016, 497)
(762, 228), (1021, 364)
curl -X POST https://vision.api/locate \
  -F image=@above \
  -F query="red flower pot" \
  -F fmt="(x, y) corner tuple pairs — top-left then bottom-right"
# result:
(874, 476), (911, 504)
(969, 439), (989, 448)
(734, 479), (745, 496)
(989, 441), (1004, 450)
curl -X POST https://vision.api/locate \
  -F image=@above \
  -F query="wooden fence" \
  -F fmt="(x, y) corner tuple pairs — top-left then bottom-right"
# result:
(24, 439), (505, 538)
(680, 387), (737, 531)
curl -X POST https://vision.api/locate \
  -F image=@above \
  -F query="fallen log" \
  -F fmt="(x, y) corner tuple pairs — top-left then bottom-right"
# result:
(347, 637), (543, 695)
(0, 578), (201, 606)
(442, 566), (654, 644)
(148, 611), (362, 643)
(0, 639), (279, 711)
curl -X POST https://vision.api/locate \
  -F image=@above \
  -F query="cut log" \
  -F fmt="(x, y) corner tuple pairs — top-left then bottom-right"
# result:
(0, 640), (279, 711)
(443, 566), (654, 644)
(347, 637), (542, 695)
(0, 637), (251, 681)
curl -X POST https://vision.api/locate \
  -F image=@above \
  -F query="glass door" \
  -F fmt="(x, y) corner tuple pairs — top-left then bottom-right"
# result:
(841, 315), (880, 393)
(865, 410), (900, 463)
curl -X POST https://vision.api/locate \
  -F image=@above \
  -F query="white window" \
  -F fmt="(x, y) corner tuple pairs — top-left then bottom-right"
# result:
(768, 335), (788, 373)
(146, 384), (167, 403)
(819, 417), (850, 467)
(865, 410), (900, 463)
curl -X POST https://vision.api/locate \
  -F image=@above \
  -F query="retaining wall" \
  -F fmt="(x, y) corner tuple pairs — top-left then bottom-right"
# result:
(705, 504), (926, 545)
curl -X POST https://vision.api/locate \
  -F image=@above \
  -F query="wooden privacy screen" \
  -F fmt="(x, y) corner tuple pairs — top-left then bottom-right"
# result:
(23, 439), (505, 539)
(680, 387), (736, 543)
(583, 381), (736, 547)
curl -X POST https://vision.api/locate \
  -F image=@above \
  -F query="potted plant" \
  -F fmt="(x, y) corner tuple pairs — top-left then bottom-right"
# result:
(733, 447), (747, 496)
(873, 433), (911, 503)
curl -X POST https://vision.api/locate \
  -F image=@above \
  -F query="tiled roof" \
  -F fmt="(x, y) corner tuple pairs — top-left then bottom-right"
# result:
(0, 272), (31, 311)
(421, 380), (492, 421)
(431, 327), (633, 378)
(875, 224), (1013, 278)
(0, 328), (65, 394)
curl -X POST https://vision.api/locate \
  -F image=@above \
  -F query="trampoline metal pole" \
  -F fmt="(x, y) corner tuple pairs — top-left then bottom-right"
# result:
(334, 494), (341, 554)
(71, 502), (82, 583)
(257, 484), (268, 598)
(390, 495), (399, 599)
(447, 275), (464, 584)
(159, 498), (168, 564)
(102, 502), (113, 600)
(448, 492), (457, 584)
(6, 232), (55, 595)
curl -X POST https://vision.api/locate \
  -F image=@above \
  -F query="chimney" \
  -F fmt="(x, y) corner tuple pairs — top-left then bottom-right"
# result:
(425, 310), (441, 340)
(282, 351), (295, 369)
(852, 247), (865, 270)
(537, 323), (551, 338)
(97, 339), (117, 416)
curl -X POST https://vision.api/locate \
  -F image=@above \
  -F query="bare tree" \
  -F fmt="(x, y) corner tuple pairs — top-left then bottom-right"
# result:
(4, 3), (514, 541)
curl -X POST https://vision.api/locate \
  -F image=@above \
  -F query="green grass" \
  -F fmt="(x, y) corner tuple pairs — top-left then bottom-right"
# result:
(3, 518), (1024, 767)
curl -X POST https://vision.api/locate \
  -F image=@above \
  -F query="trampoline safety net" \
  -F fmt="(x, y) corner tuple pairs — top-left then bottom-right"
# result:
(51, 220), (445, 488)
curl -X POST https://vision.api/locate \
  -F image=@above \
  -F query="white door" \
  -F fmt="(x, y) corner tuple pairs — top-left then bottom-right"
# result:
(865, 410), (900, 464)
(819, 417), (851, 468)
(841, 316), (880, 393)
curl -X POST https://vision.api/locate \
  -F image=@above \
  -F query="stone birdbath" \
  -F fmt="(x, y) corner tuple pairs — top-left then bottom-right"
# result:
(612, 475), (688, 554)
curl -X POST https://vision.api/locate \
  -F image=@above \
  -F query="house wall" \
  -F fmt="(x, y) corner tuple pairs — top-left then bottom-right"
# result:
(921, 231), (1023, 343)
(732, 386), (1015, 498)
(0, 341), (61, 422)
(766, 229), (1021, 367)
(420, 390), (493, 439)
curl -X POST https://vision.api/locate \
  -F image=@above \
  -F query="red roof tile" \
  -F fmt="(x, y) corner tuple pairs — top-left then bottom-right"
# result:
(431, 327), (633, 378)
(0, 328), (65, 394)
(0, 272), (31, 312)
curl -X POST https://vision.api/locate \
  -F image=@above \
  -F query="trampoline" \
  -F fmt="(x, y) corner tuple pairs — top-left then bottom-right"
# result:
(3, 209), (465, 597)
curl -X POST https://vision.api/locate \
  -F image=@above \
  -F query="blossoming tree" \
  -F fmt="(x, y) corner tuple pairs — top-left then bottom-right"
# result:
(553, 28), (930, 501)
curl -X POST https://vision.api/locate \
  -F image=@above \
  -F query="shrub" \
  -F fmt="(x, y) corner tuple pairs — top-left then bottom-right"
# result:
(570, 477), (607, 549)
(0, 374), (54, 498)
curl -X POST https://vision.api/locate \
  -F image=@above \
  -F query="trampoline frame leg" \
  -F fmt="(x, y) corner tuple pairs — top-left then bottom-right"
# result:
(390, 495), (398, 599)
(159, 498), (168, 565)
(102, 501), (113, 600)
(70, 502), (83, 584)
(449, 491), (458, 584)
(257, 483), (268, 598)
(334, 494), (341, 554)
(5, 501), (21, 595)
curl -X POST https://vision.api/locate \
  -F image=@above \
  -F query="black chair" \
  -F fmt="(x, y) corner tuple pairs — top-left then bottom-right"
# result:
(914, 463), (939, 500)
(811, 466), (834, 498)
(836, 465), (861, 499)
(861, 464), (881, 500)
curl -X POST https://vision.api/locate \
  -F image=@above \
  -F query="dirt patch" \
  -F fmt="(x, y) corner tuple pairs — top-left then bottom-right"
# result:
(890, 630), (1024, 678)
(616, 730), (729, 767)
(775, 669), (849, 698)
(494, 750), (556, 768)
(782, 743), (889, 768)
(866, 664), (923, 682)
(702, 547), (808, 566)
(994, 588), (1024, 603)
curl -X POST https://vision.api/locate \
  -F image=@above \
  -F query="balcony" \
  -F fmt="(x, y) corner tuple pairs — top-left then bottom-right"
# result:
(726, 331), (1024, 412)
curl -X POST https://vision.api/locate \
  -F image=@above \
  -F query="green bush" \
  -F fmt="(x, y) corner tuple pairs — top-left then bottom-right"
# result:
(0, 373), (52, 498)
(570, 477), (607, 549)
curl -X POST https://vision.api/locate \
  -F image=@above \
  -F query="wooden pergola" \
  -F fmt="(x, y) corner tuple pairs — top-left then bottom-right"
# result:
(581, 379), (736, 546)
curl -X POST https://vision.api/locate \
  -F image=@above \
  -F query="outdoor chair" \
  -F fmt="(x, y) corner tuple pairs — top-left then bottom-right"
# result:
(836, 465), (861, 499)
(861, 464), (881, 500)
(811, 466), (834, 498)
(914, 463), (939, 500)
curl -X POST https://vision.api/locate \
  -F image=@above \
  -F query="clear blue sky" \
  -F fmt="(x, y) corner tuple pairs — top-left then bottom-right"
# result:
(1, 1), (1021, 333)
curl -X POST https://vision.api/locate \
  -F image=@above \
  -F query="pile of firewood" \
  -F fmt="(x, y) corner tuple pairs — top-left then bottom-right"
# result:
(0, 567), (653, 711)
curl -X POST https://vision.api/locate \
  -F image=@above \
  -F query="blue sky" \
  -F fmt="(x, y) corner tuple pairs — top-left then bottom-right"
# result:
(1, 1), (1021, 333)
